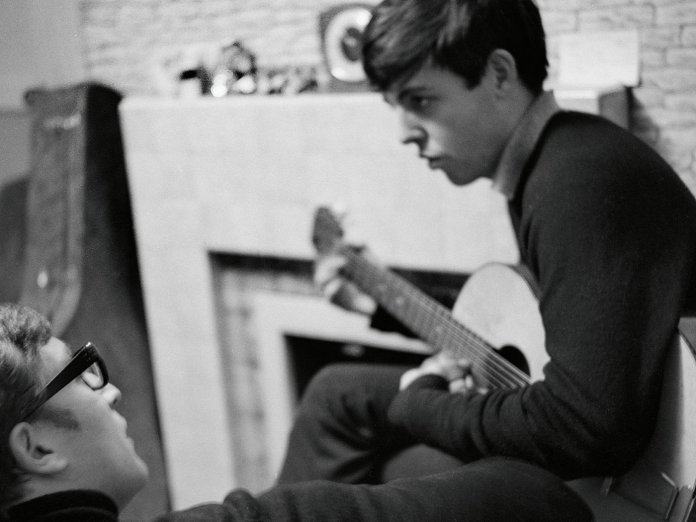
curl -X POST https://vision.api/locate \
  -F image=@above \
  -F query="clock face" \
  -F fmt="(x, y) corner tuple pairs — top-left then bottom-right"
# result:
(322, 6), (373, 84)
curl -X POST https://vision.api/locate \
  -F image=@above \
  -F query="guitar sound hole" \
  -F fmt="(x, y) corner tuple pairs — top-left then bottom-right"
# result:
(497, 345), (530, 377)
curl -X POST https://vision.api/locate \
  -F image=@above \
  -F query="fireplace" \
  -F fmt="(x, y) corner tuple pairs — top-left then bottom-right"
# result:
(251, 289), (429, 487)
(119, 87), (627, 508)
(213, 254), (468, 490)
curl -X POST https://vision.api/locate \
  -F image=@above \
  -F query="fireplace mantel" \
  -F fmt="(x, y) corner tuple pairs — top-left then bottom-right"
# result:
(119, 88), (627, 508)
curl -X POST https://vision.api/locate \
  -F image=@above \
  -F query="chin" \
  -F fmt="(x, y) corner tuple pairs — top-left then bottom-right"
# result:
(443, 165), (487, 186)
(444, 172), (472, 186)
(113, 465), (150, 510)
(132, 457), (150, 487)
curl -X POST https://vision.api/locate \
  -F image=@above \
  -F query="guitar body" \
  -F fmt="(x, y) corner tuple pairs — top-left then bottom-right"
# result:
(454, 264), (696, 521)
(451, 263), (548, 383)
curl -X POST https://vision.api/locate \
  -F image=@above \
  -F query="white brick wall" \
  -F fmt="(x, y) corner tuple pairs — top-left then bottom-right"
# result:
(79, 0), (696, 185)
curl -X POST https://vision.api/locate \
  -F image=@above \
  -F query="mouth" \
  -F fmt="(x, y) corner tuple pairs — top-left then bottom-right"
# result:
(116, 413), (130, 437)
(123, 427), (136, 448)
(423, 156), (443, 170)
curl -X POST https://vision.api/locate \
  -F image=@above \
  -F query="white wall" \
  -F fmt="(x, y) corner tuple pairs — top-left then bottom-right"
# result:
(0, 0), (86, 182)
(0, 0), (86, 109)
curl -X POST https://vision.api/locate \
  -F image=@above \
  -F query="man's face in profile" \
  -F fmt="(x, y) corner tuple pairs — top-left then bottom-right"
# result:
(33, 338), (148, 508)
(384, 63), (509, 187)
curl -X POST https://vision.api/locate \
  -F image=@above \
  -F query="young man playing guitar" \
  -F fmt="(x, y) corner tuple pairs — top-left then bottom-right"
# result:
(277, 0), (696, 520)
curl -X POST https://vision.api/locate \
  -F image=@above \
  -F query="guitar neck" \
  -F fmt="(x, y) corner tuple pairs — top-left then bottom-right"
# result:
(340, 248), (488, 361)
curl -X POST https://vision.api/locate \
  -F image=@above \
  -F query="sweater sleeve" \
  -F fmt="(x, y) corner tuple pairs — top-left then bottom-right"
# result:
(252, 460), (592, 522)
(389, 117), (696, 479)
(153, 466), (591, 521)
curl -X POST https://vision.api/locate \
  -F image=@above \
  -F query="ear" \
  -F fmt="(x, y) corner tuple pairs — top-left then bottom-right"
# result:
(485, 49), (519, 94)
(9, 422), (68, 475)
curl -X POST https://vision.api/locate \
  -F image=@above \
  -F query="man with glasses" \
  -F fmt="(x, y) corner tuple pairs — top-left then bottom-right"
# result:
(0, 303), (590, 521)
(0, 305), (149, 518)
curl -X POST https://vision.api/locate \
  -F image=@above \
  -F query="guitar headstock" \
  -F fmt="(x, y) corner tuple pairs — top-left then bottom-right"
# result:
(312, 206), (345, 256)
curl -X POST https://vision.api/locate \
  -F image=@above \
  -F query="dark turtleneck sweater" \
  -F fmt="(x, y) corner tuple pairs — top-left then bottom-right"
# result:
(2, 489), (265, 522)
(3, 491), (118, 522)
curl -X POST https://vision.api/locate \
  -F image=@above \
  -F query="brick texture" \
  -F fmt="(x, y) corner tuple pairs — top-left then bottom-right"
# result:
(78, 0), (696, 184)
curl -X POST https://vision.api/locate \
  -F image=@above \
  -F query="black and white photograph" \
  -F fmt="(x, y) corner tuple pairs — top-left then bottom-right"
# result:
(1, 1), (696, 520)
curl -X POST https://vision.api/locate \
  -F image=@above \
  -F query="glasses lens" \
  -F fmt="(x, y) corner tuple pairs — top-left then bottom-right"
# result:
(81, 362), (105, 390)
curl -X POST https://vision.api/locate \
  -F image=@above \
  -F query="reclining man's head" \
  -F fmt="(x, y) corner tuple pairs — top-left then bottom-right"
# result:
(0, 303), (148, 510)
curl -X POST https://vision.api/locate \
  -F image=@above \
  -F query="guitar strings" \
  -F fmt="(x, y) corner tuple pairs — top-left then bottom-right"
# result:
(390, 272), (530, 389)
(342, 250), (531, 389)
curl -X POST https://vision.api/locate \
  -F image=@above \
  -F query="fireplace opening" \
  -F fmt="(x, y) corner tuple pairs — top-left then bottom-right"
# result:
(212, 253), (469, 489)
(286, 335), (429, 399)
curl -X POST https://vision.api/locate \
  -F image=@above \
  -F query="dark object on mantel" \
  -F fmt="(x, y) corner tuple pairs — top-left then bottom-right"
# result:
(0, 82), (169, 519)
(209, 39), (259, 96)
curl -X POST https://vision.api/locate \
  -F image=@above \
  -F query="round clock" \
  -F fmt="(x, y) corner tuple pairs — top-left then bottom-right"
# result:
(321, 5), (373, 86)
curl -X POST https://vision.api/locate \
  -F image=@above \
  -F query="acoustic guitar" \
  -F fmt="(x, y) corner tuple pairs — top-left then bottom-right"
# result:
(312, 206), (696, 521)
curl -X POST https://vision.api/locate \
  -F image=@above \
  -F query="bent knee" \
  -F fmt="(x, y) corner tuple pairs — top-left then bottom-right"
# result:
(298, 363), (364, 407)
(300, 363), (405, 407)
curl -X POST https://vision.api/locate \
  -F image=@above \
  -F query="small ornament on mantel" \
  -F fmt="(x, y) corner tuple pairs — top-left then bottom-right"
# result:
(210, 40), (258, 97)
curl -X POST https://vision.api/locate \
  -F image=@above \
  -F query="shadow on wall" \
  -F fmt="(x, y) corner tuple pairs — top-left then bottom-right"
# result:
(630, 91), (696, 196)
(0, 107), (32, 299)
(0, 175), (28, 301)
(630, 92), (660, 151)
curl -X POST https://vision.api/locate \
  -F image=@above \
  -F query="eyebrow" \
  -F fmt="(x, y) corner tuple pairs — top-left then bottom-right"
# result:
(399, 85), (433, 105)
(384, 84), (425, 106)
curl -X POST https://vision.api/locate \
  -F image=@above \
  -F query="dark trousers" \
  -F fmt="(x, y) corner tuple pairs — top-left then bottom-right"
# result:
(274, 363), (593, 522)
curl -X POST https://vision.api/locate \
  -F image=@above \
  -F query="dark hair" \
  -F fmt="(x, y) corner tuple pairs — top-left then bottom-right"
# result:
(0, 304), (52, 505)
(362, 0), (548, 94)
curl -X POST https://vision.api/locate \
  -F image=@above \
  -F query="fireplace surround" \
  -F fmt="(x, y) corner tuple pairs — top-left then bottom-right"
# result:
(119, 87), (627, 508)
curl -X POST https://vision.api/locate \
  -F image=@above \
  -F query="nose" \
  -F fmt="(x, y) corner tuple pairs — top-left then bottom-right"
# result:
(397, 109), (426, 148)
(101, 383), (122, 407)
